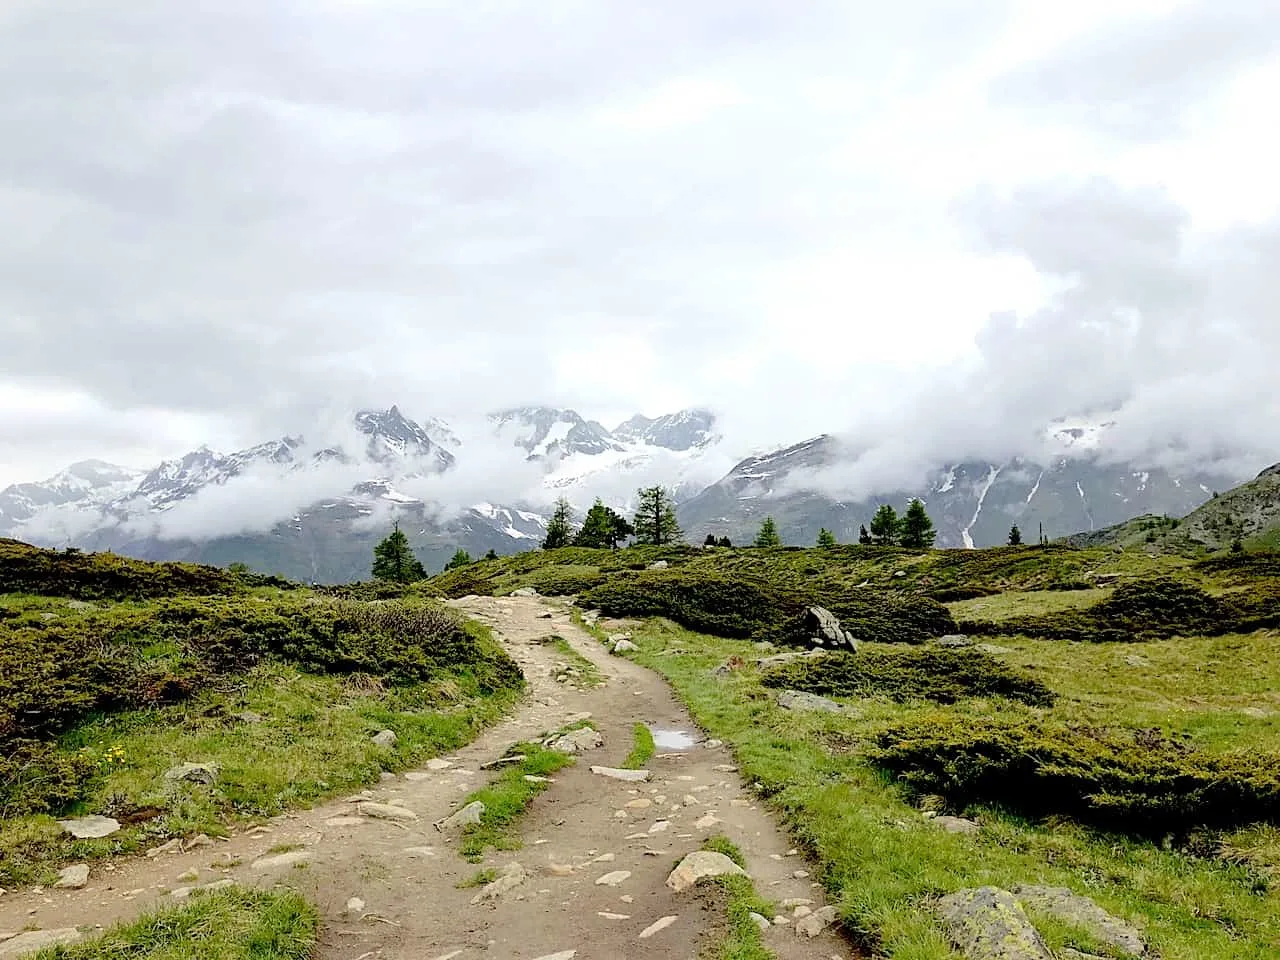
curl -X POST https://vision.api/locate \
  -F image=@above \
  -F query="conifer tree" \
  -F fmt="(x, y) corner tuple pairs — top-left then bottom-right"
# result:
(541, 496), (576, 549)
(869, 505), (899, 546)
(444, 548), (472, 570)
(633, 486), (682, 545)
(898, 499), (936, 549)
(754, 516), (782, 547)
(704, 533), (718, 547)
(371, 521), (427, 582)
(718, 535), (733, 548)
(1007, 524), (1023, 546)
(816, 527), (837, 548)
(574, 499), (614, 549)
(484, 549), (498, 561)
(858, 524), (872, 545)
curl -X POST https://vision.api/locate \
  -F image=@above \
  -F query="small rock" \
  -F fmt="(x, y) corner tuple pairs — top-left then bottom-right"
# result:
(647, 560), (669, 570)
(773, 915), (791, 925)
(934, 816), (981, 835)
(434, 800), (485, 832)
(250, 850), (311, 871)
(648, 821), (671, 834)
(548, 727), (603, 754)
(426, 758), (454, 771)
(548, 864), (575, 876)
(694, 814), (721, 829)
(357, 802), (419, 822)
(782, 898), (813, 908)
(372, 729), (398, 748)
(936, 634), (972, 647)
(612, 639), (639, 654)
(793, 905), (812, 918)
(54, 864), (90, 890)
(147, 839), (184, 857)
(607, 633), (633, 643)
(471, 862), (528, 903)
(530, 952), (575, 960)
(793, 870), (810, 879)
(0, 929), (83, 955)
(57, 815), (121, 839)
(591, 766), (650, 782)
(595, 870), (631, 887)
(324, 816), (366, 827)
(511, 587), (539, 597)
(665, 851), (748, 892)
(795, 905), (838, 938)
(186, 834), (213, 850)
(625, 799), (652, 809)
(776, 690), (846, 714)
(176, 868), (200, 883)
(538, 611), (554, 619)
(705, 739), (723, 749)
(234, 710), (265, 723)
(750, 912), (771, 932)
(345, 897), (365, 915)
(598, 912), (630, 920)
(639, 915), (677, 938)
(164, 762), (219, 785)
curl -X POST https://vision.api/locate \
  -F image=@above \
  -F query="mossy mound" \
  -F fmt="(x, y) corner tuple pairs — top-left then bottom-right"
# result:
(760, 648), (1055, 706)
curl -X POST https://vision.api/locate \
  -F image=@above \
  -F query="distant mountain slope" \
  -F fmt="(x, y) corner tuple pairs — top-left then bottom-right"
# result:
(1063, 462), (1280, 553)
(677, 435), (1234, 548)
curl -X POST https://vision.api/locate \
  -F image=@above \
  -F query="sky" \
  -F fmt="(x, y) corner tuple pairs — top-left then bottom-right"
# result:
(3, 0), (1280, 491)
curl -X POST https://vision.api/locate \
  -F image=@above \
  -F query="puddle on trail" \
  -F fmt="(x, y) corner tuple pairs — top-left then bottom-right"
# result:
(648, 727), (697, 750)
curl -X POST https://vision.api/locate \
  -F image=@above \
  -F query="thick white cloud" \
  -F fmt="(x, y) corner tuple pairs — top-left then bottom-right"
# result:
(2, 0), (1278, 497)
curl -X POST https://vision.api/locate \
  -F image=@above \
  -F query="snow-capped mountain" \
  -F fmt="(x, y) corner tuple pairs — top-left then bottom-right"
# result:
(0, 404), (723, 581)
(677, 434), (1237, 548)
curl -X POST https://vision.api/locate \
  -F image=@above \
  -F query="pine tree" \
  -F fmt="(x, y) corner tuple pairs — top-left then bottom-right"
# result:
(718, 536), (733, 548)
(816, 527), (837, 548)
(1007, 524), (1023, 546)
(484, 549), (498, 561)
(371, 521), (427, 583)
(575, 499), (614, 549)
(869, 505), (899, 546)
(541, 497), (576, 549)
(754, 516), (782, 547)
(444, 548), (472, 570)
(858, 524), (872, 545)
(633, 486), (683, 545)
(607, 509), (634, 548)
(898, 499), (936, 549)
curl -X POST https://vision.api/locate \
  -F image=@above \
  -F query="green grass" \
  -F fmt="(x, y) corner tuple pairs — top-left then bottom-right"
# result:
(628, 619), (1280, 960)
(947, 587), (1112, 621)
(547, 635), (605, 687)
(458, 741), (576, 861)
(623, 723), (655, 769)
(457, 867), (501, 888)
(697, 835), (775, 960)
(0, 654), (523, 887)
(28, 887), (316, 959)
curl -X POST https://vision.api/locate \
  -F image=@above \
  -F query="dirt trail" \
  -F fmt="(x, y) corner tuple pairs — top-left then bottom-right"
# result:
(1, 597), (850, 960)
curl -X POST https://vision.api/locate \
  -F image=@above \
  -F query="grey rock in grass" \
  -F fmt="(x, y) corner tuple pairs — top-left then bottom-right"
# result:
(804, 606), (859, 651)
(647, 560), (669, 570)
(250, 850), (311, 871)
(776, 689), (846, 714)
(665, 851), (747, 892)
(57, 815), (121, 839)
(935, 886), (1052, 960)
(357, 802), (419, 822)
(0, 929), (84, 956)
(435, 800), (486, 833)
(511, 587), (539, 597)
(937, 634), (973, 647)
(164, 762), (219, 785)
(933, 815), (981, 835)
(611, 639), (639, 654)
(371, 729), (398, 748)
(1012, 885), (1146, 957)
(470, 862), (528, 903)
(54, 864), (90, 889)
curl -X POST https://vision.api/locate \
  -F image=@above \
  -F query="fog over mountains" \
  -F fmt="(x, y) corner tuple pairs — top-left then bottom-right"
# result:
(0, 403), (1243, 582)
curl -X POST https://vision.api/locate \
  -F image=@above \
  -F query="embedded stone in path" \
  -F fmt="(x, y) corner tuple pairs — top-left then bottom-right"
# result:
(54, 864), (90, 889)
(1012, 885), (1147, 957)
(435, 800), (485, 832)
(357, 802), (419, 822)
(0, 929), (84, 957)
(795, 905), (839, 938)
(57, 815), (121, 839)
(639, 916), (678, 939)
(426, 758), (454, 771)
(250, 850), (312, 871)
(595, 870), (632, 886)
(591, 766), (650, 782)
(531, 952), (576, 960)
(549, 727), (603, 754)
(935, 887), (1052, 960)
(471, 862), (528, 903)
(325, 816), (367, 827)
(665, 851), (748, 893)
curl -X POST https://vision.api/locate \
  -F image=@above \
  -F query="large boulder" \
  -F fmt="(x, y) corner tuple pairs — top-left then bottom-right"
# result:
(935, 887), (1053, 960)
(1012, 886), (1146, 957)
(804, 606), (859, 651)
(665, 851), (748, 892)
(57, 815), (121, 839)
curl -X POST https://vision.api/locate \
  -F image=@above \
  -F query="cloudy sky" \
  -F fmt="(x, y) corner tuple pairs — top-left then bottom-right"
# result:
(3, 0), (1279, 489)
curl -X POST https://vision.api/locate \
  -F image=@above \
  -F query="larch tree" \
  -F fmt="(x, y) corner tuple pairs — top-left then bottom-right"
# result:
(754, 516), (782, 547)
(816, 527), (837, 548)
(869, 505), (900, 546)
(633, 486), (683, 545)
(541, 497), (576, 549)
(371, 521), (427, 583)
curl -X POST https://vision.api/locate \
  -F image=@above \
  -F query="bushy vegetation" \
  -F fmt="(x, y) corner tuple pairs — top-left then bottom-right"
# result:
(1, 596), (521, 819)
(871, 712), (1280, 836)
(0, 538), (269, 599)
(760, 648), (1055, 706)
(31, 886), (318, 960)
(961, 577), (1280, 642)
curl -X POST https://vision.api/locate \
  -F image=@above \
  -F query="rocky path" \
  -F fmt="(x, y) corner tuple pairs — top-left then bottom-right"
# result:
(0, 597), (851, 960)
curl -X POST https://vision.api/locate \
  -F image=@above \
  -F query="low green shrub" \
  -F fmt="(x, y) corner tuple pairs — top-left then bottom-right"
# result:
(0, 539), (244, 599)
(870, 713), (1280, 835)
(962, 577), (1280, 641)
(579, 568), (956, 644)
(760, 648), (1054, 706)
(518, 565), (605, 596)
